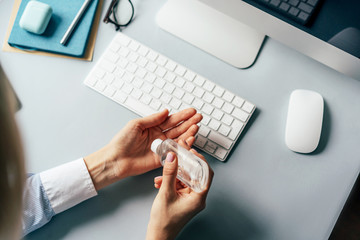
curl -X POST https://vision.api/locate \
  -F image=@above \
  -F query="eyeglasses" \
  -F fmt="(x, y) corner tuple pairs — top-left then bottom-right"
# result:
(103, 0), (134, 31)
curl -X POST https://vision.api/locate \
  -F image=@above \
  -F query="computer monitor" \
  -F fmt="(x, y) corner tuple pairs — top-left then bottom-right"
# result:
(157, 0), (360, 80)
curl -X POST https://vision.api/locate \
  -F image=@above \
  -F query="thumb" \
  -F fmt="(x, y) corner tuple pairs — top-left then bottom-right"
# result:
(160, 152), (178, 195)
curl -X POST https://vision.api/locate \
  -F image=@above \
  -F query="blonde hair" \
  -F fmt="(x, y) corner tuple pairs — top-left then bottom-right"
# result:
(0, 65), (25, 239)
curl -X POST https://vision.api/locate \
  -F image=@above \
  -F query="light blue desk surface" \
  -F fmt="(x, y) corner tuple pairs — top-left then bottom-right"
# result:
(1, 0), (360, 239)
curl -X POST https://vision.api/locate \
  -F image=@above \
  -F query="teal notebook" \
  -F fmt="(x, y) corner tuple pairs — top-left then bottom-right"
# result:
(8, 0), (99, 57)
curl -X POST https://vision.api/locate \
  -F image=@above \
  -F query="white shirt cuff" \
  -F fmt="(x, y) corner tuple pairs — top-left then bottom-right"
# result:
(39, 158), (97, 214)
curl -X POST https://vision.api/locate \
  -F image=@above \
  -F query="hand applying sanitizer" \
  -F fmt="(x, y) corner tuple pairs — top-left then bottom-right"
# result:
(151, 139), (209, 192)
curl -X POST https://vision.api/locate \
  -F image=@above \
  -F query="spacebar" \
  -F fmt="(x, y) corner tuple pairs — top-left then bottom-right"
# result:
(124, 97), (157, 117)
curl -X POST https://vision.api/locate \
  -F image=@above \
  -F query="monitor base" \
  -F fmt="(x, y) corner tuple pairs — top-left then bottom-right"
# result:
(156, 0), (265, 69)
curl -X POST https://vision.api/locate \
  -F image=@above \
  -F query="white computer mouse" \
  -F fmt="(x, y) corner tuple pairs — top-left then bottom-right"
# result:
(285, 89), (324, 153)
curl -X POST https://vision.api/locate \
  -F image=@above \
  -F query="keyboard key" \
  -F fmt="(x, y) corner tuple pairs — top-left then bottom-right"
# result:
(232, 96), (245, 107)
(117, 58), (129, 69)
(100, 60), (116, 73)
(215, 147), (227, 159)
(95, 81), (106, 92)
(119, 47), (130, 57)
(140, 94), (152, 104)
(270, 0), (280, 7)
(184, 82), (195, 93)
(289, 0), (299, 6)
(173, 88), (185, 99)
(150, 99), (162, 110)
(203, 81), (215, 92)
(298, 11), (309, 21)
(289, 7), (300, 16)
(125, 97), (156, 116)
(193, 99), (204, 110)
(222, 102), (234, 114)
(170, 98), (182, 109)
(198, 125), (210, 137)
(195, 135), (207, 148)
(138, 46), (149, 56)
(129, 41), (140, 51)
(144, 72), (156, 83)
(194, 76), (205, 86)
(212, 109), (224, 121)
(213, 86), (225, 97)
(184, 71), (196, 81)
(141, 82), (153, 93)
(175, 65), (186, 76)
(156, 56), (168, 66)
(201, 114), (211, 125)
(279, 2), (290, 11)
(307, 0), (318, 7)
(174, 77), (185, 88)
(208, 131), (232, 149)
(202, 104), (214, 115)
(242, 101), (255, 113)
(105, 51), (119, 63)
(219, 124), (231, 136)
(85, 75), (98, 86)
(213, 97), (224, 109)
(154, 78), (166, 88)
(150, 87), (162, 98)
(165, 60), (177, 71)
(223, 91), (234, 102)
(206, 141), (218, 150)
(232, 108), (249, 122)
(113, 91), (127, 103)
(298, 2), (313, 13)
(110, 42), (120, 52)
(183, 93), (195, 104)
(137, 57), (148, 68)
(131, 88), (142, 99)
(146, 62), (157, 72)
(160, 93), (172, 104)
(146, 51), (158, 61)
(164, 83), (176, 94)
(193, 87), (205, 98)
(203, 92), (215, 103)
(222, 114), (234, 126)
(128, 52), (139, 62)
(204, 144), (216, 154)
(208, 119), (221, 130)
(164, 72), (176, 82)
(155, 67), (167, 77)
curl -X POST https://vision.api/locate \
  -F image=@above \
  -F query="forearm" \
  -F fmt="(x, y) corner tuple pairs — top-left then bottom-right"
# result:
(83, 145), (123, 191)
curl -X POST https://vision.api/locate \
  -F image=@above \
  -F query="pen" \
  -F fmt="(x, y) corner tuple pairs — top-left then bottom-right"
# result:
(60, 0), (92, 45)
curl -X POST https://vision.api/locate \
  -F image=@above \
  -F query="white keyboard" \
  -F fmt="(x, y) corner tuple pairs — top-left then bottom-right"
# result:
(84, 33), (256, 161)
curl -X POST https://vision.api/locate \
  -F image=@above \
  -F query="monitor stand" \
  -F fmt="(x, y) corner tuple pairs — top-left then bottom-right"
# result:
(156, 0), (265, 69)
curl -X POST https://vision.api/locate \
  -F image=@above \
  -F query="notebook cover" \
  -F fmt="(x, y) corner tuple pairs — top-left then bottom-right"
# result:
(8, 0), (99, 57)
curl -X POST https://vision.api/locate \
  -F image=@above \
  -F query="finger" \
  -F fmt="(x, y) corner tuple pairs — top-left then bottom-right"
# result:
(177, 139), (191, 151)
(159, 108), (197, 131)
(185, 136), (196, 147)
(159, 152), (178, 195)
(154, 176), (163, 184)
(165, 113), (202, 139)
(136, 109), (169, 130)
(176, 125), (199, 144)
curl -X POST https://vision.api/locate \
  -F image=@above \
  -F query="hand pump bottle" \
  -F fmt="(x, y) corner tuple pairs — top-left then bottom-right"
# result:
(151, 139), (209, 193)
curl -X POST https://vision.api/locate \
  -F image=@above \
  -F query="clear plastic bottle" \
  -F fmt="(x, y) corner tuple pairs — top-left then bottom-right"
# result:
(151, 138), (209, 193)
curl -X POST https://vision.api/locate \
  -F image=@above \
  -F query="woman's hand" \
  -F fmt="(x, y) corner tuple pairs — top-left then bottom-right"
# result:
(84, 108), (202, 190)
(146, 140), (214, 240)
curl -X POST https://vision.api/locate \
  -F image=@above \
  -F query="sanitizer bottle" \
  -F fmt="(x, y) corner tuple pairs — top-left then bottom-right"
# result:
(151, 139), (209, 192)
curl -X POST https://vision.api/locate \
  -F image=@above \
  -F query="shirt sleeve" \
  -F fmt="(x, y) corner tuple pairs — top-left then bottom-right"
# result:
(22, 158), (97, 236)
